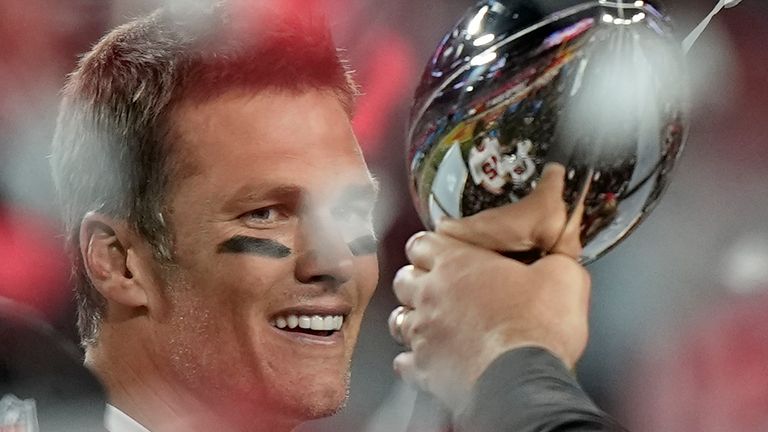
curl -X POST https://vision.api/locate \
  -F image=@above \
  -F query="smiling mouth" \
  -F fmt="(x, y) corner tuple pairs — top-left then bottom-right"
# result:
(270, 314), (345, 338)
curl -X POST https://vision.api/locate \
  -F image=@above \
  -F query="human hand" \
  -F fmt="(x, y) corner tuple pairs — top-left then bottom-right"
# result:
(390, 163), (591, 411)
(436, 163), (584, 259)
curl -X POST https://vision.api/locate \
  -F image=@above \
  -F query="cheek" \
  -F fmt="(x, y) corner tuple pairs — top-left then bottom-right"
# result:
(343, 257), (379, 344)
(161, 255), (295, 354)
(189, 254), (294, 301)
(157, 264), (284, 393)
(158, 287), (220, 389)
(355, 257), (379, 306)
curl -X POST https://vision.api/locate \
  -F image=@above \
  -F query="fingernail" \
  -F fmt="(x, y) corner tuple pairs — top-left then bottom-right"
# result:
(406, 231), (426, 251)
(543, 162), (564, 174)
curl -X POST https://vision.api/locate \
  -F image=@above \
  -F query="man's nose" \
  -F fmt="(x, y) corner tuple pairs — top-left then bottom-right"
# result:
(294, 213), (355, 287)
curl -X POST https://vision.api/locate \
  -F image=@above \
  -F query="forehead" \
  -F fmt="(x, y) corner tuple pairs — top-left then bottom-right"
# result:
(170, 89), (371, 198)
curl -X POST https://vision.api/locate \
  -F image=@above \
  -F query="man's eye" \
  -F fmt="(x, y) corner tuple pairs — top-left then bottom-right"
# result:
(242, 207), (285, 226)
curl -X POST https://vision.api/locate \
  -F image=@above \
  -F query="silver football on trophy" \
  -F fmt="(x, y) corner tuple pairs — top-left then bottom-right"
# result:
(407, 0), (687, 263)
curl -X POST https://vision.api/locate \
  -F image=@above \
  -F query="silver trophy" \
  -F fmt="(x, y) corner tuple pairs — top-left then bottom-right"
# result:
(406, 0), (740, 263)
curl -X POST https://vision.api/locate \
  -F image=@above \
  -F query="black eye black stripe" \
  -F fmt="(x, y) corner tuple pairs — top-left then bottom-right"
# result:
(347, 235), (378, 256)
(219, 235), (377, 258)
(218, 236), (292, 258)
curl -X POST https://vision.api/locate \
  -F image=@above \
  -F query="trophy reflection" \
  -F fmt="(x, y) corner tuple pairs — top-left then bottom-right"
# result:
(407, 0), (687, 263)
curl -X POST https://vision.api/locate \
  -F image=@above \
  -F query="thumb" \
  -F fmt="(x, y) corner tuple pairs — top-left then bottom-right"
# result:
(549, 180), (586, 259)
(436, 163), (570, 253)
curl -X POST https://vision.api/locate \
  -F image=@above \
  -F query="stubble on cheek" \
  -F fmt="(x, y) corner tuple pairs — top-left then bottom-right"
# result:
(290, 360), (353, 420)
(154, 268), (220, 391)
(165, 297), (216, 388)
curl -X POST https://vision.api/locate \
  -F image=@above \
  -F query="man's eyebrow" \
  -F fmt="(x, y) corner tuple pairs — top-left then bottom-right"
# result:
(222, 177), (379, 213)
(223, 183), (304, 211)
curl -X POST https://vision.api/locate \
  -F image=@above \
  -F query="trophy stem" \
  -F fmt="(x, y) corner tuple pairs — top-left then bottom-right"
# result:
(682, 0), (743, 54)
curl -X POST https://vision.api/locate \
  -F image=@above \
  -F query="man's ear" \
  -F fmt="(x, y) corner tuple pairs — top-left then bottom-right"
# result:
(79, 212), (150, 309)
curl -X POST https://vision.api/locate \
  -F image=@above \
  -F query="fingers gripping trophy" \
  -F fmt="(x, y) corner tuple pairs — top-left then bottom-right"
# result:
(388, 0), (745, 413)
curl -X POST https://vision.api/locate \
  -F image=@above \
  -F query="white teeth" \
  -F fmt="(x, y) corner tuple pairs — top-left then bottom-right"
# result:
(323, 316), (334, 330)
(287, 315), (299, 329)
(310, 316), (323, 330)
(273, 314), (344, 332)
(275, 317), (287, 329)
(298, 316), (311, 329)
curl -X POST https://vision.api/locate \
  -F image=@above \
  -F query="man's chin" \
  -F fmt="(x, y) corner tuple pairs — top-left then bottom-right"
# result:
(299, 390), (349, 420)
(279, 373), (351, 422)
(215, 386), (348, 432)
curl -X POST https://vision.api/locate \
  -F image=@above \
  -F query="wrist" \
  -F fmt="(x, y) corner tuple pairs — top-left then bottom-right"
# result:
(464, 334), (568, 397)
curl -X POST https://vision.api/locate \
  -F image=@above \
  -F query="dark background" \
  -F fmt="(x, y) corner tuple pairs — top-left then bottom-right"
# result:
(1, 1), (767, 430)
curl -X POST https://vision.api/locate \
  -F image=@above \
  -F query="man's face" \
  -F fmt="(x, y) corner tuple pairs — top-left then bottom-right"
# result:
(150, 89), (379, 423)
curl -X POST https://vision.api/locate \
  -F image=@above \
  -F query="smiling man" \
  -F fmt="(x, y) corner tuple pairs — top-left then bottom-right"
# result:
(47, 1), (624, 431)
(50, 4), (378, 432)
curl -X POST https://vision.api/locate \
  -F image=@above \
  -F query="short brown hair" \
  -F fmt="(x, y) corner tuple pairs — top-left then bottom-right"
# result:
(50, 3), (358, 346)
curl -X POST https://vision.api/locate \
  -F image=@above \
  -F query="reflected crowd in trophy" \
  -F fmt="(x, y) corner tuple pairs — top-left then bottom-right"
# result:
(1, 0), (768, 431)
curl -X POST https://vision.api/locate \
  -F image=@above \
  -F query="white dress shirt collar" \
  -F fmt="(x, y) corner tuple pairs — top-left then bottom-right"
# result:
(105, 404), (152, 432)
